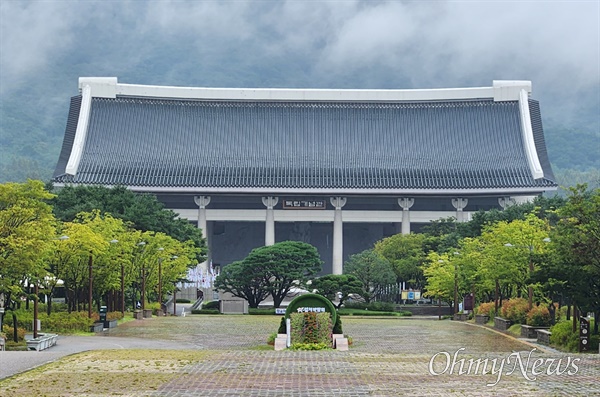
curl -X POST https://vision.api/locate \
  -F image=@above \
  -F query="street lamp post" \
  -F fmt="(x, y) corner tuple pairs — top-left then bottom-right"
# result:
(171, 255), (178, 316)
(157, 247), (164, 309)
(109, 239), (124, 315)
(137, 242), (146, 311)
(32, 282), (39, 338)
(87, 254), (94, 319)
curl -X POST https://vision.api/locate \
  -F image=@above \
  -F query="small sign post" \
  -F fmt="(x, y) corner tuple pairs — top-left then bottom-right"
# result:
(579, 317), (590, 352)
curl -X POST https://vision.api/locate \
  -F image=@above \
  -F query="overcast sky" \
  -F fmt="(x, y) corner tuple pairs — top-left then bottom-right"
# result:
(1, 0), (599, 128)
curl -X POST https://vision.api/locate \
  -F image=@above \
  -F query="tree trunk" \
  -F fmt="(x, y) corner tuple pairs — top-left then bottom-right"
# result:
(12, 312), (18, 343)
(494, 280), (499, 315)
(46, 294), (52, 315)
(548, 302), (556, 325)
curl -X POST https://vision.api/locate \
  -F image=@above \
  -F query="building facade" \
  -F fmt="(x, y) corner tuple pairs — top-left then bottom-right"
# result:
(53, 78), (557, 274)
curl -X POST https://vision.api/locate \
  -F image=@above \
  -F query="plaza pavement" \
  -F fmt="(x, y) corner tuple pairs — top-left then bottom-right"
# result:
(0, 315), (598, 396)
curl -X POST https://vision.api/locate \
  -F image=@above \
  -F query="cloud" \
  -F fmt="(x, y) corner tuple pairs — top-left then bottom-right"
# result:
(0, 0), (598, 122)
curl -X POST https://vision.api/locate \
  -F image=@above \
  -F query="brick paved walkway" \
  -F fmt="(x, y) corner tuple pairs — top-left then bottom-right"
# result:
(0, 316), (598, 396)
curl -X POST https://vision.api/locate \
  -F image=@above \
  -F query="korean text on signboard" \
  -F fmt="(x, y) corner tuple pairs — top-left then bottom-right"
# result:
(283, 200), (326, 210)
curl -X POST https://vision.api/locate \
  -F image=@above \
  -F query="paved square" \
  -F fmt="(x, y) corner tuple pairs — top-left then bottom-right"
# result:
(0, 316), (598, 396)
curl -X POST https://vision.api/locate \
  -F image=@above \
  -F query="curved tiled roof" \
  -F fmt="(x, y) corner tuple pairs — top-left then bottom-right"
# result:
(53, 96), (556, 193)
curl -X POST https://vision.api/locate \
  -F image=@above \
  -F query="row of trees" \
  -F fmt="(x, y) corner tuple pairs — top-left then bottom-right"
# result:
(0, 181), (204, 335)
(212, 186), (598, 337)
(334, 186), (598, 334)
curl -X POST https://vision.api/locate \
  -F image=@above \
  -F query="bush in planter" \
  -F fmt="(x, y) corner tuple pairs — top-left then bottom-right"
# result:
(106, 311), (124, 321)
(476, 301), (497, 318)
(501, 298), (528, 324)
(526, 305), (552, 326)
(290, 312), (333, 346)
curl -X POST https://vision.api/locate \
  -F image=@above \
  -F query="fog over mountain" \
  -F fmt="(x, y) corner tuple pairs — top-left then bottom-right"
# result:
(1, 1), (598, 184)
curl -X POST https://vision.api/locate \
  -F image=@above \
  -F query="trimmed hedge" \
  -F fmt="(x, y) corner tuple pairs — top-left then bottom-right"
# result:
(202, 301), (220, 310)
(338, 308), (411, 317)
(249, 308), (276, 315)
(191, 309), (220, 314)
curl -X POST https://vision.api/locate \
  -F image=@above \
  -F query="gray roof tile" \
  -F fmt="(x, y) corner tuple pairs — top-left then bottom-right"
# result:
(53, 97), (557, 191)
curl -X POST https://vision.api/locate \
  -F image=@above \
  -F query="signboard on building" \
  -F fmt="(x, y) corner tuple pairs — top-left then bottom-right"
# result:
(283, 199), (326, 209)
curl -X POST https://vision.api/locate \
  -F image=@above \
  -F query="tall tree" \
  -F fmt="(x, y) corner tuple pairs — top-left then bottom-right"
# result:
(374, 233), (427, 290)
(344, 249), (395, 303)
(549, 185), (600, 333)
(0, 181), (56, 338)
(49, 185), (206, 262)
(214, 260), (270, 308)
(311, 274), (363, 309)
(244, 241), (322, 308)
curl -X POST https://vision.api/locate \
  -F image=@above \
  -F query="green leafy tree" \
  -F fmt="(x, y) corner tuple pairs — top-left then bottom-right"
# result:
(422, 252), (456, 305)
(549, 185), (600, 333)
(374, 233), (427, 294)
(0, 180), (56, 291)
(0, 181), (56, 339)
(244, 241), (322, 308)
(477, 214), (551, 313)
(311, 274), (363, 309)
(49, 185), (206, 262)
(344, 249), (395, 303)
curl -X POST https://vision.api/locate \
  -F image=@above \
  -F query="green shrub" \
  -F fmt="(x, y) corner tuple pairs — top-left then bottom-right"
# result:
(476, 301), (497, 317)
(290, 312), (333, 346)
(367, 302), (395, 312)
(343, 301), (367, 310)
(176, 299), (191, 303)
(2, 325), (26, 341)
(343, 301), (395, 312)
(107, 311), (124, 321)
(42, 311), (94, 333)
(550, 321), (579, 352)
(526, 305), (552, 326)
(290, 342), (330, 350)
(267, 333), (277, 345)
(278, 317), (286, 334)
(191, 309), (220, 314)
(249, 308), (276, 315)
(203, 301), (220, 310)
(333, 315), (343, 334)
(337, 308), (410, 316)
(501, 298), (528, 324)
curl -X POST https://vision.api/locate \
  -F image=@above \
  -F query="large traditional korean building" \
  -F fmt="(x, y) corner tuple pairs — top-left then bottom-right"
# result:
(53, 77), (557, 274)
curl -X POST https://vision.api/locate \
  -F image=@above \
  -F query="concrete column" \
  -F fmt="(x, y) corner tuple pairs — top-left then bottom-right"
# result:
(262, 197), (279, 246)
(330, 197), (347, 275)
(194, 196), (211, 273)
(397, 198), (415, 235)
(451, 198), (468, 222)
